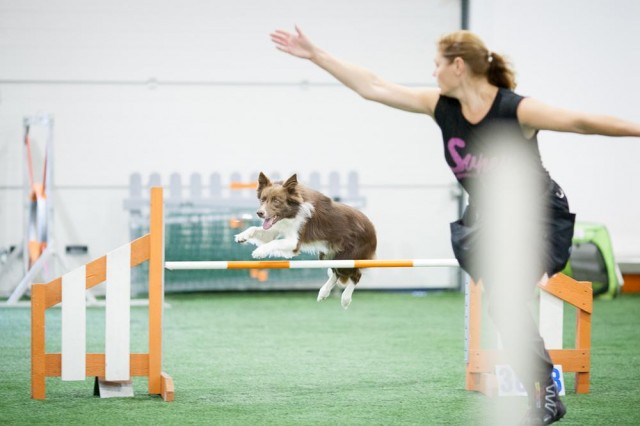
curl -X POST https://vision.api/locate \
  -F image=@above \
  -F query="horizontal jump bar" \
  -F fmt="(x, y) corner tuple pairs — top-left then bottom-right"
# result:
(164, 259), (459, 270)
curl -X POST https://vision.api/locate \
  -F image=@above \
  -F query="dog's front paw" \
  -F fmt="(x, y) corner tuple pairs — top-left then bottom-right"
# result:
(235, 228), (255, 244)
(251, 246), (270, 259)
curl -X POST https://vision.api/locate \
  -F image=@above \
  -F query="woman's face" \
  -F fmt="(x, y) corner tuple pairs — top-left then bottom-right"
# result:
(433, 51), (457, 95)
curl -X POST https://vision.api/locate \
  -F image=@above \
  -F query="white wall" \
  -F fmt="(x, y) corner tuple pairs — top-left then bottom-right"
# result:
(0, 0), (462, 292)
(2, 0), (638, 295)
(470, 0), (640, 260)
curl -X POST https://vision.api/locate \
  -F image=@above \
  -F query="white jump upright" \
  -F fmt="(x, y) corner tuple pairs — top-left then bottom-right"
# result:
(61, 266), (86, 381)
(539, 289), (564, 350)
(105, 244), (132, 381)
(58, 245), (132, 383)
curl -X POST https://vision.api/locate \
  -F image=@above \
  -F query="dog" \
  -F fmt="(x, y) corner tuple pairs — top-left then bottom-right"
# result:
(234, 172), (377, 308)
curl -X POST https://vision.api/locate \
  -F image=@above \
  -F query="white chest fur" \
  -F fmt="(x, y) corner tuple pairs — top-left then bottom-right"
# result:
(271, 201), (314, 238)
(271, 202), (333, 256)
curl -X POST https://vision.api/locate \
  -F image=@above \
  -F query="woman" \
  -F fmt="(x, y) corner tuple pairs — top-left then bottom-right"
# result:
(270, 26), (640, 425)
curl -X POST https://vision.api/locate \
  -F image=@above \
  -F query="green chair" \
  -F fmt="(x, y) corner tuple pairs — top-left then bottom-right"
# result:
(562, 222), (622, 299)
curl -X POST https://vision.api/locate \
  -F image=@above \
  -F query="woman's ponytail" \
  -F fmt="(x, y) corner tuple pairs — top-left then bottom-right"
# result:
(438, 31), (516, 90)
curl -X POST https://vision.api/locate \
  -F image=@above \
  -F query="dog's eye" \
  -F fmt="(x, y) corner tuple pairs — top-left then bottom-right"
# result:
(273, 199), (281, 206)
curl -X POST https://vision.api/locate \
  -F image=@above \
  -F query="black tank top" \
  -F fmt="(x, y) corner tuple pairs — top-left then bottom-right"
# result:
(434, 88), (550, 197)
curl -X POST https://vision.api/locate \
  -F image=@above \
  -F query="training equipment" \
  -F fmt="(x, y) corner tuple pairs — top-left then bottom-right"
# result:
(563, 221), (622, 299)
(31, 188), (173, 401)
(165, 259), (460, 270)
(4, 114), (79, 306)
(465, 274), (592, 396)
(31, 186), (591, 402)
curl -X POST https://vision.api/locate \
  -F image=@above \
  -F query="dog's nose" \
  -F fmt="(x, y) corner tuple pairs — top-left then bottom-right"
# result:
(257, 210), (264, 218)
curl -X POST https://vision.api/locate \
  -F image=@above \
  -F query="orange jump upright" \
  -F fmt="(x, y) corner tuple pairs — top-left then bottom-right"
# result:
(31, 187), (173, 401)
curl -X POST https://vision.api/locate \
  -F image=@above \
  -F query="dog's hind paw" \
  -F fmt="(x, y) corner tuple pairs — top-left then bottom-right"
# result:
(317, 288), (330, 302)
(341, 295), (352, 309)
(341, 283), (355, 309)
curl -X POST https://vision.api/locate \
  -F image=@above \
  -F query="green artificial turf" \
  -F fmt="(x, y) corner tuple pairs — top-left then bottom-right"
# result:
(1, 291), (639, 425)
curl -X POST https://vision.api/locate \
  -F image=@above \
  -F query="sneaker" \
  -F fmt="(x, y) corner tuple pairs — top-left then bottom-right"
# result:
(520, 380), (567, 425)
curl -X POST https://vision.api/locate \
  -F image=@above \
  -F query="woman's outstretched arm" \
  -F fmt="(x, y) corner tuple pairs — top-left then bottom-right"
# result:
(270, 25), (439, 115)
(518, 97), (640, 137)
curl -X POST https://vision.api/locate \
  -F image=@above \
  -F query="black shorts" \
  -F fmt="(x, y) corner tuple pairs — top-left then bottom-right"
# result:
(450, 180), (576, 283)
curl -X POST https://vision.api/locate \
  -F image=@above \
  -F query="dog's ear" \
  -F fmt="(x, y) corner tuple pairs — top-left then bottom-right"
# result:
(283, 174), (303, 204)
(283, 174), (298, 193)
(257, 172), (271, 198)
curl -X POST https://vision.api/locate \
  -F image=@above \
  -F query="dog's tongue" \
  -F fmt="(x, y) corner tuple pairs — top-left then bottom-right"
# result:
(262, 217), (275, 230)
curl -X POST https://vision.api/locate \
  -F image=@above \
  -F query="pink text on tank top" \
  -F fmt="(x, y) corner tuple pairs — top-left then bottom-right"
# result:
(448, 137), (499, 178)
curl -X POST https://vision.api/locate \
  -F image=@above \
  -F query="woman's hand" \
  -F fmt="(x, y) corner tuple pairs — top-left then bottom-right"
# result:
(270, 25), (315, 60)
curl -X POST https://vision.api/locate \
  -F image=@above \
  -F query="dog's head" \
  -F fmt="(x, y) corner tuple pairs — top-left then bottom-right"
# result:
(256, 172), (304, 230)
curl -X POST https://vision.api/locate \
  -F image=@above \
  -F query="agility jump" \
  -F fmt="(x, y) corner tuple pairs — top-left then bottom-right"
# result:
(466, 275), (593, 396)
(31, 187), (173, 402)
(31, 187), (591, 401)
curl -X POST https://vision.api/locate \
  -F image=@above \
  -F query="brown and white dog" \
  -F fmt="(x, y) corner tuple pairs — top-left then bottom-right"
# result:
(234, 172), (377, 308)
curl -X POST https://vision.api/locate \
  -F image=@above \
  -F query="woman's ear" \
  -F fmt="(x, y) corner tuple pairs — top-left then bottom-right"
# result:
(453, 56), (465, 76)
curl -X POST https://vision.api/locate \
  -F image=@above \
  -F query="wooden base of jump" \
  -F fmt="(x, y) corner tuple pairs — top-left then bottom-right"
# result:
(31, 187), (173, 402)
(465, 273), (592, 396)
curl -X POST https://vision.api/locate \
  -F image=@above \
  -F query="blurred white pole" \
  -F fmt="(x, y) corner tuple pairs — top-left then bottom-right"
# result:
(474, 126), (546, 424)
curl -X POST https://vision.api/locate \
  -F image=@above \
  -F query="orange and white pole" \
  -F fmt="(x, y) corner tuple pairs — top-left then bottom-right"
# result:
(165, 259), (459, 270)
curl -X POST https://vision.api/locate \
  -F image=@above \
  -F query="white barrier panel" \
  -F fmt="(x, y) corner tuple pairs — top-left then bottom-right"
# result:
(539, 290), (564, 349)
(61, 265), (86, 381)
(105, 244), (132, 381)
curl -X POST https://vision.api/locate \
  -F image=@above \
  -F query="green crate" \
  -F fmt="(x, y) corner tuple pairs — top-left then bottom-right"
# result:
(562, 222), (622, 299)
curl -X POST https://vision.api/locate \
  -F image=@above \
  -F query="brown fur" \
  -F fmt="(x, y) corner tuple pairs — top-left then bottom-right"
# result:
(257, 172), (377, 284)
